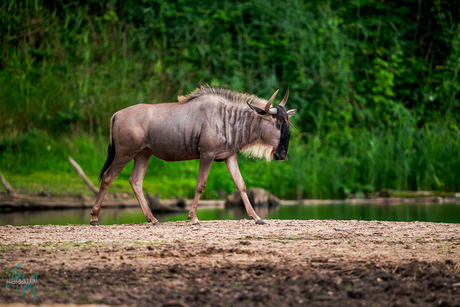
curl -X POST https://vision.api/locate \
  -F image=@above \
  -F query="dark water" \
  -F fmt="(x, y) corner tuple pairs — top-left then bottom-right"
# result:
(1, 203), (459, 226)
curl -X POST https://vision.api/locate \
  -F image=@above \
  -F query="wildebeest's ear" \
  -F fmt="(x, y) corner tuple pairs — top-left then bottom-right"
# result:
(250, 106), (267, 116)
(287, 109), (297, 118)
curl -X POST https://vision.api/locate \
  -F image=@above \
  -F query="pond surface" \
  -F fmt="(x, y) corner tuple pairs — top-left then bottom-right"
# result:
(1, 203), (459, 226)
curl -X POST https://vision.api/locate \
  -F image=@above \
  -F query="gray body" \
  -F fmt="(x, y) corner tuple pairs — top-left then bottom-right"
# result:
(90, 87), (296, 226)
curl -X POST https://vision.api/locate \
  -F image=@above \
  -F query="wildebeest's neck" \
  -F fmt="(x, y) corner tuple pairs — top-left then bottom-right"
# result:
(205, 100), (279, 161)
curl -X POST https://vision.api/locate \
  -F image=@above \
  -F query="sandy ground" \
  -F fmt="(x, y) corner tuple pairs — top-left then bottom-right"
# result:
(0, 219), (459, 307)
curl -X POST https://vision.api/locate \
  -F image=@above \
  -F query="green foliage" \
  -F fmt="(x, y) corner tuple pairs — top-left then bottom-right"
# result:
(1, 124), (458, 199)
(0, 0), (459, 198)
(1, 0), (458, 133)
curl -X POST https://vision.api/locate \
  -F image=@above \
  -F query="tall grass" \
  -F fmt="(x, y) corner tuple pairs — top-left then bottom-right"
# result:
(1, 122), (458, 199)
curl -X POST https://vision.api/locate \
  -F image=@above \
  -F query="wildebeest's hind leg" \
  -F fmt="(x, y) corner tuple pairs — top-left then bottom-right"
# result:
(188, 153), (215, 225)
(129, 150), (159, 224)
(90, 155), (133, 226)
(225, 154), (264, 224)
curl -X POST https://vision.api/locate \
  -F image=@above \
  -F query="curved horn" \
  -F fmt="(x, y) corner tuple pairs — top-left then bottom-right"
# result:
(279, 87), (289, 107)
(265, 89), (279, 114)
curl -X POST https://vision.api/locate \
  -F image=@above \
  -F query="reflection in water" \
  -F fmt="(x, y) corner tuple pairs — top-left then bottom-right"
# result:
(1, 203), (459, 226)
(225, 205), (279, 220)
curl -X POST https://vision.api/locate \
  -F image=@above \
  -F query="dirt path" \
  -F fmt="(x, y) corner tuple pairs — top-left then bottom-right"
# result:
(1, 220), (460, 306)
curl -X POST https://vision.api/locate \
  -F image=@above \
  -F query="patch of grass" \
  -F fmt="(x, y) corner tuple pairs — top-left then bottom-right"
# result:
(152, 240), (169, 244)
(134, 241), (153, 245)
(276, 238), (288, 244)
(0, 268), (11, 277)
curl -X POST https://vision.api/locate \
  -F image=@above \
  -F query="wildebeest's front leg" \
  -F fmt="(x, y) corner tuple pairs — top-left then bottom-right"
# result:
(188, 154), (215, 225)
(225, 154), (264, 224)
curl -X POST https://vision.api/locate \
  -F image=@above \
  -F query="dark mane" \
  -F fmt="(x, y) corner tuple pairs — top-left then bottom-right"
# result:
(177, 85), (267, 108)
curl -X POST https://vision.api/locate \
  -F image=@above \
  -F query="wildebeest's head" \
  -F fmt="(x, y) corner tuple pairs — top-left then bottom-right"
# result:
(250, 88), (296, 161)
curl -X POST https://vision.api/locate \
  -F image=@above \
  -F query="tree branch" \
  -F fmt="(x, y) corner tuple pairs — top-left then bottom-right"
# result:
(68, 157), (99, 196)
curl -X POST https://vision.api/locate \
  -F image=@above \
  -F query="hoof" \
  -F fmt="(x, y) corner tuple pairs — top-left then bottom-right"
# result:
(90, 221), (99, 226)
(256, 220), (266, 225)
(192, 222), (201, 226)
(147, 218), (160, 225)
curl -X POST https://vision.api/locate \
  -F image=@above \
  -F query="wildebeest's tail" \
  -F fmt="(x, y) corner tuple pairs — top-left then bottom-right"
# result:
(98, 115), (116, 181)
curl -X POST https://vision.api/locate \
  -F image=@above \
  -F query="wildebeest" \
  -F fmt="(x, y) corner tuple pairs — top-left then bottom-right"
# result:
(90, 86), (296, 226)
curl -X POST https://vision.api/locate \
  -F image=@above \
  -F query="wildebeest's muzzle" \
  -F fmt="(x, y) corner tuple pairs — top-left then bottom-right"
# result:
(273, 107), (290, 161)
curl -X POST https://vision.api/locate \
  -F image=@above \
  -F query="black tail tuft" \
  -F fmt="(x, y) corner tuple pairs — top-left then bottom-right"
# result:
(99, 116), (117, 182)
(98, 138), (116, 182)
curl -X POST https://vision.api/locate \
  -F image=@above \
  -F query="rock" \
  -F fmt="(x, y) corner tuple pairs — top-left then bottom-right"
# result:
(146, 193), (184, 213)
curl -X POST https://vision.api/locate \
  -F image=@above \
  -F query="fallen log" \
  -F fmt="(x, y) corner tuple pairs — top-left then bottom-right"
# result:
(225, 188), (281, 208)
(0, 192), (140, 211)
(367, 189), (460, 199)
(0, 193), (187, 212)
(146, 193), (185, 213)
